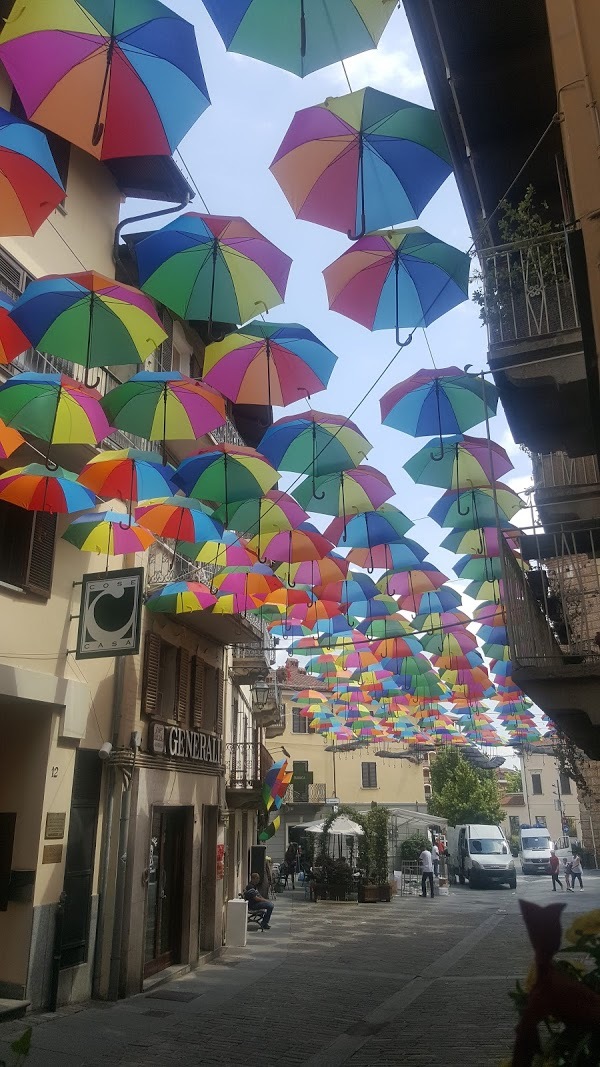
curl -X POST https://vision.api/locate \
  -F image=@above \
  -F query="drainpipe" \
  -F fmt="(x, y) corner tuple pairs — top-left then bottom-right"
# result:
(113, 196), (191, 280)
(108, 757), (135, 1000)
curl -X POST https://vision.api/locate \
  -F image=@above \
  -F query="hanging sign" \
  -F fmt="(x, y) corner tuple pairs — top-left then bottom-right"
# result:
(76, 568), (144, 660)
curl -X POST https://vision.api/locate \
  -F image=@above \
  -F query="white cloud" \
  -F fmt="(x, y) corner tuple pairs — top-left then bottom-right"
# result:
(342, 45), (428, 97)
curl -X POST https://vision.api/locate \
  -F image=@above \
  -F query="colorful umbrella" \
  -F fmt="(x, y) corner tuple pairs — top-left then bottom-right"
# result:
(345, 538), (427, 572)
(136, 214), (292, 332)
(10, 272), (166, 380)
(250, 522), (334, 564)
(397, 586), (462, 615)
(63, 510), (154, 555)
(174, 445), (279, 523)
(0, 106), (65, 236)
(77, 449), (174, 503)
(429, 484), (524, 529)
(293, 465), (394, 518)
(259, 410), (370, 485)
(404, 434), (512, 489)
(0, 1), (210, 159)
(324, 227), (470, 343)
(0, 417), (24, 459)
(135, 497), (224, 543)
(318, 572), (380, 604)
(179, 533), (259, 570)
(0, 463), (95, 513)
(274, 554), (349, 588)
(357, 615), (417, 640)
(101, 372), (226, 451)
(0, 373), (111, 455)
(146, 581), (217, 615)
(0, 292), (29, 365)
(370, 634), (424, 658)
(215, 490), (309, 538)
(211, 567), (283, 600)
(271, 88), (451, 238)
(204, 323), (336, 407)
(377, 564), (448, 598)
(202, 0), (397, 78)
(440, 527), (520, 557)
(380, 367), (498, 456)
(324, 503), (412, 548)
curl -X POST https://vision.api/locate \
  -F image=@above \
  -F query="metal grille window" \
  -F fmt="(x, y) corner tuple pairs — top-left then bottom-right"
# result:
(292, 707), (307, 733)
(361, 762), (377, 789)
(531, 773), (543, 795)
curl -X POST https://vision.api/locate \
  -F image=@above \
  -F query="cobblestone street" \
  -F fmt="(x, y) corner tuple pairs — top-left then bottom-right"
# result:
(1, 874), (598, 1067)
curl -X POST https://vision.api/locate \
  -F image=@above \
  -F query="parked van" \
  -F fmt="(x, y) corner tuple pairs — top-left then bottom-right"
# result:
(519, 826), (553, 875)
(447, 824), (516, 889)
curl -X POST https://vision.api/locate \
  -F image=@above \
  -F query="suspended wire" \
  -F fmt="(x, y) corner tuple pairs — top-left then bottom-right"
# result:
(175, 150), (211, 213)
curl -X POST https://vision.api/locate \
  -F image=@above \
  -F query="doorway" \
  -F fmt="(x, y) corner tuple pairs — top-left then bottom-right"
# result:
(199, 805), (218, 952)
(144, 808), (186, 978)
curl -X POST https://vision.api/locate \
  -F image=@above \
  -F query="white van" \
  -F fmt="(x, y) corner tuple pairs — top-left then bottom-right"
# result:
(447, 824), (516, 888)
(519, 826), (553, 875)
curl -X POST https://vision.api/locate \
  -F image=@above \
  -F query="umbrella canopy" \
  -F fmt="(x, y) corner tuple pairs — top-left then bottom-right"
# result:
(211, 567), (282, 600)
(0, 106), (65, 236)
(404, 434), (512, 489)
(274, 554), (349, 587)
(324, 503), (412, 547)
(380, 367), (498, 442)
(204, 323), (336, 407)
(136, 213), (292, 329)
(10, 272), (166, 373)
(174, 445), (279, 521)
(293, 465), (394, 517)
(303, 816), (365, 836)
(318, 572), (380, 604)
(0, 0), (210, 159)
(271, 88), (451, 238)
(250, 522), (334, 564)
(0, 293), (29, 366)
(63, 510), (154, 555)
(215, 490), (308, 537)
(146, 581), (217, 615)
(324, 227), (470, 343)
(101, 371), (226, 444)
(135, 497), (224, 543)
(0, 463), (95, 513)
(397, 586), (462, 615)
(260, 410), (370, 480)
(0, 372), (111, 449)
(345, 538), (427, 572)
(0, 417), (24, 459)
(440, 527), (520, 557)
(429, 484), (524, 529)
(378, 564), (448, 598)
(202, 0), (396, 78)
(77, 449), (174, 503)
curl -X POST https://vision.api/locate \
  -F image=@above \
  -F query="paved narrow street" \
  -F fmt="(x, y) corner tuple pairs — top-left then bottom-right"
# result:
(1, 874), (598, 1067)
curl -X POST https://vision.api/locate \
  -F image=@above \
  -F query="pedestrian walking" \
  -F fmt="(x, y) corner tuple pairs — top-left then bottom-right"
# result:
(432, 840), (440, 878)
(549, 850), (563, 891)
(420, 846), (434, 898)
(570, 852), (584, 891)
(564, 856), (573, 891)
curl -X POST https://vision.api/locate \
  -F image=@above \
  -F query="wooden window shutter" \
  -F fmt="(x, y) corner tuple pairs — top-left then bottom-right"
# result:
(216, 669), (224, 735)
(176, 648), (191, 724)
(142, 632), (161, 718)
(24, 512), (57, 598)
(192, 657), (205, 728)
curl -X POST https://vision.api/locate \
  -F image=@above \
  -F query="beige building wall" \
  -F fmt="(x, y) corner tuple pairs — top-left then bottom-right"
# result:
(505, 751), (582, 844)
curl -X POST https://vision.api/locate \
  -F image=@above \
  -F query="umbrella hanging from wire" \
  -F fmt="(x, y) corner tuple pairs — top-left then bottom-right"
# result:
(0, 106), (65, 236)
(202, 0), (397, 78)
(0, 417), (24, 460)
(259, 410), (371, 493)
(293, 466), (394, 527)
(146, 581), (217, 615)
(77, 449), (175, 505)
(0, 0), (210, 159)
(215, 490), (309, 539)
(174, 444), (279, 525)
(429, 484), (524, 529)
(404, 434), (512, 488)
(324, 227), (470, 343)
(63, 510), (155, 556)
(345, 537), (427, 573)
(0, 463), (95, 513)
(271, 87), (451, 238)
(134, 497), (224, 546)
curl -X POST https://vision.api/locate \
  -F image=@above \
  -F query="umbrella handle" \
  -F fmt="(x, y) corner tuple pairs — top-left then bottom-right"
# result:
(84, 369), (101, 390)
(347, 226), (367, 241)
(456, 483), (471, 517)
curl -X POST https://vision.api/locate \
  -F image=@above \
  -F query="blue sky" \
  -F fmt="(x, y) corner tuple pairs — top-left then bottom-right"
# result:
(127, 3), (537, 751)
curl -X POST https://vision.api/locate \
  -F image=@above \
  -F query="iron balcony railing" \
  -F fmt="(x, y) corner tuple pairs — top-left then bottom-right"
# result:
(146, 540), (216, 589)
(233, 637), (276, 666)
(283, 782), (327, 805)
(211, 420), (245, 448)
(532, 451), (600, 491)
(226, 741), (272, 790)
(479, 232), (579, 347)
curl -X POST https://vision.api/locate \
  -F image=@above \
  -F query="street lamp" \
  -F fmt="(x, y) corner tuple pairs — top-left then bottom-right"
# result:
(251, 679), (270, 707)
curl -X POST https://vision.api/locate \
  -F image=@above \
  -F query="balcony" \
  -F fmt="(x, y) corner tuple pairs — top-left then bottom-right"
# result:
(231, 641), (274, 685)
(226, 741), (273, 808)
(251, 684), (284, 728)
(532, 452), (600, 526)
(265, 704), (286, 739)
(500, 534), (600, 757)
(282, 782), (327, 806)
(477, 232), (594, 457)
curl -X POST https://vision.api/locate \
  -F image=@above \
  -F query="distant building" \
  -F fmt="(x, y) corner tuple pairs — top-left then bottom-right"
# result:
(500, 746), (582, 848)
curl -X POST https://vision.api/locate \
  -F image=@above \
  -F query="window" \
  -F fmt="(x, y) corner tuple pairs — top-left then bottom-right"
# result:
(531, 773), (543, 795)
(202, 663), (224, 734)
(423, 784), (431, 798)
(0, 501), (56, 598)
(292, 707), (308, 733)
(559, 773), (572, 796)
(361, 762), (377, 789)
(142, 633), (192, 725)
(535, 816), (547, 828)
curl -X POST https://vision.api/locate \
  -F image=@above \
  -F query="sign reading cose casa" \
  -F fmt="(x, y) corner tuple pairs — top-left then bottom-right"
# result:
(149, 722), (222, 765)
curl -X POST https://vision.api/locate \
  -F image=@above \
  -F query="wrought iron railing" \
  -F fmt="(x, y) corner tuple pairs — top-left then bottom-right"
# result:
(532, 451), (600, 490)
(211, 420), (245, 447)
(283, 782), (327, 804)
(226, 740), (260, 789)
(479, 232), (579, 346)
(146, 541), (216, 588)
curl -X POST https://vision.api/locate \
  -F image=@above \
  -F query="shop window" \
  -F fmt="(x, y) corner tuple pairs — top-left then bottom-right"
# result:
(0, 501), (56, 598)
(361, 762), (377, 789)
(10, 89), (70, 198)
(559, 773), (572, 796)
(531, 773), (543, 795)
(292, 707), (307, 733)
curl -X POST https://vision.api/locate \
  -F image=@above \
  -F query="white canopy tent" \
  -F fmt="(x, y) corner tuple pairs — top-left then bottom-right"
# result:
(302, 816), (365, 837)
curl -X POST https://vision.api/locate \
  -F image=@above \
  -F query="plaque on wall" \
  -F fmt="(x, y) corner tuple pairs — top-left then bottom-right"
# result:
(42, 845), (63, 865)
(45, 813), (66, 841)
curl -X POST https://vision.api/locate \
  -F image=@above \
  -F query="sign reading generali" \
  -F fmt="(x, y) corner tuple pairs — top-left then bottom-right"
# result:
(149, 721), (223, 765)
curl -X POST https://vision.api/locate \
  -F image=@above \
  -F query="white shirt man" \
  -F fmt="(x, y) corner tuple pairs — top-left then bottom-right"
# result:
(420, 848), (434, 898)
(431, 842), (440, 877)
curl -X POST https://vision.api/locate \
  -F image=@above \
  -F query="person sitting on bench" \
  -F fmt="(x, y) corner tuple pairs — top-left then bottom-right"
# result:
(244, 872), (274, 929)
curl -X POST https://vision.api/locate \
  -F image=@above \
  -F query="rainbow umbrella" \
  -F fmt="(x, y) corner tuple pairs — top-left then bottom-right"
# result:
(63, 510), (154, 555)
(380, 367), (498, 458)
(268, 618), (313, 638)
(10, 273), (166, 378)
(179, 533), (258, 570)
(429, 484), (524, 529)
(259, 410), (370, 486)
(272, 88), (451, 238)
(77, 449), (174, 503)
(0, 373), (111, 455)
(345, 538), (427, 572)
(404, 434), (512, 489)
(202, 0), (396, 78)
(292, 690), (330, 704)
(0, 0), (210, 160)
(441, 526), (520, 557)
(318, 572), (380, 604)
(249, 522), (334, 564)
(0, 292), (29, 364)
(462, 577), (505, 603)
(324, 503), (412, 548)
(304, 654), (338, 679)
(348, 594), (398, 619)
(297, 602), (346, 630)
(174, 445), (279, 523)
(0, 106), (65, 236)
(262, 587), (314, 614)
(210, 566), (283, 601)
(421, 629), (478, 657)
(356, 615), (418, 640)
(397, 586), (462, 616)
(101, 372), (226, 450)
(0, 463), (95, 513)
(370, 635), (424, 659)
(324, 228), (470, 343)
(275, 553), (349, 589)
(204, 324), (336, 407)
(293, 465), (394, 518)
(0, 418), (24, 459)
(136, 214), (292, 332)
(411, 609), (470, 635)
(454, 555), (520, 582)
(213, 590), (269, 616)
(146, 581), (217, 615)
(135, 497), (224, 543)
(215, 491), (308, 542)
(377, 564), (448, 598)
